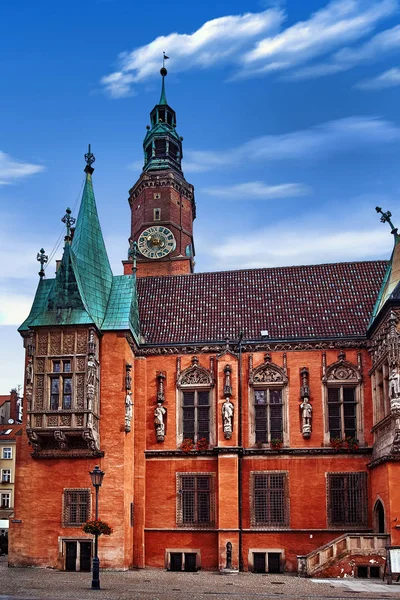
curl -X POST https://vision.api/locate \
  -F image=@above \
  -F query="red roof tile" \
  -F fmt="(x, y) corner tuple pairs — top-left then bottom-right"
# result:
(137, 261), (387, 344)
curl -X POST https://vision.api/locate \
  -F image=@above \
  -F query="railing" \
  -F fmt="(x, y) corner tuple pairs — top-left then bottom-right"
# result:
(297, 533), (390, 577)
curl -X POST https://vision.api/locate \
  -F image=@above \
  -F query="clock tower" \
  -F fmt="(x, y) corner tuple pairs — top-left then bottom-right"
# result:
(124, 66), (196, 278)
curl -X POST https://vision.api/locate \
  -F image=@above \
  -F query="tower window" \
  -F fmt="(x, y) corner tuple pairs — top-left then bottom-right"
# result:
(153, 193), (161, 200)
(154, 209), (161, 221)
(158, 108), (165, 122)
(166, 111), (173, 126)
(155, 139), (166, 157)
(169, 143), (178, 160)
(146, 145), (152, 161)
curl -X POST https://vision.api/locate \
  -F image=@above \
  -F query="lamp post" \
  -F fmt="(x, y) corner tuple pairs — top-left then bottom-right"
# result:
(89, 465), (105, 589)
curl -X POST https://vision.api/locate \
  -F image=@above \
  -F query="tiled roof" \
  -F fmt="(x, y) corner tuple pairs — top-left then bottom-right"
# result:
(137, 260), (388, 344)
(102, 275), (140, 342)
(0, 425), (22, 439)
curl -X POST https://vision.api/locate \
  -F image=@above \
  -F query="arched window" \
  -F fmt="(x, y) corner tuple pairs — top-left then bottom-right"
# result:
(177, 357), (214, 445)
(249, 354), (288, 446)
(323, 352), (363, 444)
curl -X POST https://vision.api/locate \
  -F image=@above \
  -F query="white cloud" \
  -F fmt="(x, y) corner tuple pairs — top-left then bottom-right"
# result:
(184, 116), (400, 172)
(0, 151), (45, 184)
(199, 204), (394, 271)
(240, 0), (397, 76)
(289, 23), (400, 80)
(202, 181), (310, 199)
(101, 8), (284, 97)
(355, 66), (400, 89)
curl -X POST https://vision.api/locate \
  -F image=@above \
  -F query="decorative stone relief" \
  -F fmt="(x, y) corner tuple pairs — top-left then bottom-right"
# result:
(249, 353), (288, 386)
(177, 356), (214, 388)
(322, 351), (362, 385)
(299, 367), (312, 439)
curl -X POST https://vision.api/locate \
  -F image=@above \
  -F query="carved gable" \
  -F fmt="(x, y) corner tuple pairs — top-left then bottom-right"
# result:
(177, 356), (213, 388)
(250, 353), (288, 386)
(323, 351), (362, 385)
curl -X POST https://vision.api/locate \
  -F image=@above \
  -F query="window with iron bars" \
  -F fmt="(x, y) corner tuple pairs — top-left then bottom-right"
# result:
(327, 472), (367, 527)
(177, 473), (215, 527)
(63, 489), (91, 527)
(254, 389), (283, 444)
(327, 386), (357, 440)
(251, 472), (289, 528)
(182, 391), (210, 443)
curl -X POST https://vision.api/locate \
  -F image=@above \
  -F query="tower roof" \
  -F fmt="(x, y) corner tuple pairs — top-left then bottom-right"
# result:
(19, 149), (140, 341)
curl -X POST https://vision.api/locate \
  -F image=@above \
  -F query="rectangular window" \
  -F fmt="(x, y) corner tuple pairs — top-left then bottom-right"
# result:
(328, 386), (357, 439)
(251, 472), (288, 527)
(1, 493), (10, 509)
(177, 473), (215, 527)
(2, 447), (12, 459)
(1, 469), (11, 483)
(327, 472), (367, 527)
(63, 489), (90, 526)
(254, 389), (283, 443)
(182, 391), (210, 443)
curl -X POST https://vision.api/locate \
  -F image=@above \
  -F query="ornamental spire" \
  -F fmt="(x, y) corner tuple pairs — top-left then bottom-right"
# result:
(159, 52), (169, 106)
(36, 248), (48, 278)
(61, 207), (76, 244)
(84, 144), (95, 175)
(376, 206), (398, 237)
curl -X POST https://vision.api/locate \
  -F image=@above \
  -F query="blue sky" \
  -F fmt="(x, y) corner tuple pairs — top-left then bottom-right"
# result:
(1, 0), (400, 392)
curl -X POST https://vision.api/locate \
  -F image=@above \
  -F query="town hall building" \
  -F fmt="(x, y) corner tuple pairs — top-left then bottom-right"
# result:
(8, 68), (400, 577)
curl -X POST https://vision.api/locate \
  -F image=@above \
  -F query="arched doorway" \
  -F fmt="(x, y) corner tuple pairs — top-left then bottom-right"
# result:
(373, 500), (385, 533)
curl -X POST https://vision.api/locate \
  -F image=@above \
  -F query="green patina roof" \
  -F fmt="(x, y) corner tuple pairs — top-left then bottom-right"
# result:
(159, 73), (168, 105)
(102, 275), (140, 343)
(70, 171), (113, 329)
(369, 233), (400, 328)
(19, 165), (140, 340)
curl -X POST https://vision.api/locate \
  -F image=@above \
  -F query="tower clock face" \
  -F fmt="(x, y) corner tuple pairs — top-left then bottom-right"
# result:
(138, 226), (176, 259)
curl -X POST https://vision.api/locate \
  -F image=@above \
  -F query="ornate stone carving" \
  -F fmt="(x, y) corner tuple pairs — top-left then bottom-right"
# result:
(222, 397), (234, 440)
(125, 363), (132, 392)
(134, 339), (368, 357)
(370, 310), (400, 369)
(63, 331), (75, 355)
(26, 356), (33, 385)
(177, 356), (213, 388)
(27, 430), (40, 453)
(250, 354), (288, 385)
(322, 351), (362, 384)
(49, 331), (62, 356)
(54, 430), (67, 450)
(389, 367), (400, 417)
(37, 331), (48, 356)
(300, 367), (312, 439)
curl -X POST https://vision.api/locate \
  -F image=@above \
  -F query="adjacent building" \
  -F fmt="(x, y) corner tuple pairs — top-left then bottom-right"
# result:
(9, 70), (400, 576)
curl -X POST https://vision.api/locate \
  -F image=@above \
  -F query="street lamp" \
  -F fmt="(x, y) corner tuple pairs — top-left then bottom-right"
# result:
(89, 465), (105, 589)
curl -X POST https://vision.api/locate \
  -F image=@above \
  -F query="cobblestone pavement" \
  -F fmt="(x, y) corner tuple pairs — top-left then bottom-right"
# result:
(1, 557), (400, 600)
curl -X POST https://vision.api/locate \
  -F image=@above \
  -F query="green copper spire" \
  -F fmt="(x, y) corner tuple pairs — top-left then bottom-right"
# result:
(369, 206), (400, 328)
(142, 60), (183, 174)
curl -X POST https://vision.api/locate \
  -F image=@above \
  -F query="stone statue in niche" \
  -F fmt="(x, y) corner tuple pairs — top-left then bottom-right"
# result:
(154, 402), (166, 442)
(300, 397), (312, 438)
(222, 397), (234, 440)
(389, 368), (400, 399)
(125, 392), (133, 433)
(226, 542), (232, 570)
(26, 357), (33, 384)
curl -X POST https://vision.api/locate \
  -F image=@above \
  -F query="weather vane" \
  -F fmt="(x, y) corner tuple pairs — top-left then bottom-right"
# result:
(376, 206), (397, 235)
(162, 52), (169, 70)
(85, 144), (95, 167)
(37, 248), (48, 278)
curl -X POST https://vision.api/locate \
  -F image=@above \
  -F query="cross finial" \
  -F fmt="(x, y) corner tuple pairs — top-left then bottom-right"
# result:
(376, 206), (398, 235)
(61, 207), (76, 242)
(84, 144), (95, 174)
(128, 238), (138, 274)
(37, 248), (48, 278)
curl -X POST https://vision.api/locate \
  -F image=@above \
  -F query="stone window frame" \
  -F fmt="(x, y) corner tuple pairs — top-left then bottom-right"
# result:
(2, 447), (12, 460)
(249, 356), (289, 448)
(250, 471), (290, 529)
(326, 471), (368, 528)
(176, 472), (216, 529)
(322, 354), (364, 446)
(62, 488), (91, 528)
(165, 548), (201, 571)
(176, 358), (215, 447)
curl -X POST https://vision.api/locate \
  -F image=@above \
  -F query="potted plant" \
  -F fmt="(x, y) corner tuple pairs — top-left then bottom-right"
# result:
(196, 437), (209, 451)
(180, 438), (194, 453)
(330, 437), (343, 451)
(82, 519), (113, 536)
(270, 438), (283, 450)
